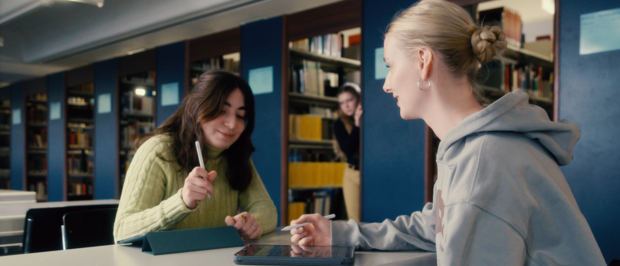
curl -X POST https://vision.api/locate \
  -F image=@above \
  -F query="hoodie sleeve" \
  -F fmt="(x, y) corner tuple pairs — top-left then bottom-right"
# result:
(331, 202), (436, 251)
(439, 202), (527, 266)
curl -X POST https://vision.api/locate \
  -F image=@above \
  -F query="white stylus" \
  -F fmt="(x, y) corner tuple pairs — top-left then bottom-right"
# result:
(195, 141), (210, 199)
(280, 214), (336, 231)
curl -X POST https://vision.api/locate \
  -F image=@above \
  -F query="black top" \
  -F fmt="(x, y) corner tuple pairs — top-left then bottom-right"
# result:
(333, 119), (360, 170)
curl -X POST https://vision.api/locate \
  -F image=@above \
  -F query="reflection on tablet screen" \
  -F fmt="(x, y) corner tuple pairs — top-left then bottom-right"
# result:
(236, 245), (352, 259)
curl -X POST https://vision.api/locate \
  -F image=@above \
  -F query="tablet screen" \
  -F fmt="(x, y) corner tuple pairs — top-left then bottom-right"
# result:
(235, 245), (354, 259)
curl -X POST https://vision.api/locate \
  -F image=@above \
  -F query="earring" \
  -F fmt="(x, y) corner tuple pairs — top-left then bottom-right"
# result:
(417, 78), (431, 91)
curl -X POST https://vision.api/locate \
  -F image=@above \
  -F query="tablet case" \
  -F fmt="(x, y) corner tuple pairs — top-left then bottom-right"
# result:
(117, 226), (244, 255)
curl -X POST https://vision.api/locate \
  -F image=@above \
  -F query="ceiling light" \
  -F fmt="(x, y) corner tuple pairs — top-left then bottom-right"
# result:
(542, 0), (555, 15)
(68, 0), (104, 8)
(135, 88), (146, 96)
(127, 48), (146, 55)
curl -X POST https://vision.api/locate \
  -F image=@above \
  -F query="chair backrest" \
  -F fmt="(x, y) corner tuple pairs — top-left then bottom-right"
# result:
(62, 208), (118, 250)
(22, 204), (118, 253)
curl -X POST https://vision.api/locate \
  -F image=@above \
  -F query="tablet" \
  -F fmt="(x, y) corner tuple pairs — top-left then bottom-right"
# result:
(233, 244), (355, 265)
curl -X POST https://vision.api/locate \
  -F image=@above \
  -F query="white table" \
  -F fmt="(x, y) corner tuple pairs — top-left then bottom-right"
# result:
(0, 228), (437, 266)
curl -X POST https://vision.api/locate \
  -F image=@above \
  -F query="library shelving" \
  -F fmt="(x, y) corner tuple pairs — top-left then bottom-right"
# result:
(118, 72), (156, 194)
(0, 93), (10, 190)
(116, 50), (158, 196)
(66, 82), (95, 201)
(282, 0), (362, 225)
(25, 78), (48, 202)
(187, 28), (241, 94)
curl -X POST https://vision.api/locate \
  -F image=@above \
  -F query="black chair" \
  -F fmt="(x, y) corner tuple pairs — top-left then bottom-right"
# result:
(22, 204), (118, 253)
(62, 208), (118, 249)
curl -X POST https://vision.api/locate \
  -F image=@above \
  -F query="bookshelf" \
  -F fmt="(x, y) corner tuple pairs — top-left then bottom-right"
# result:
(118, 71), (156, 195)
(66, 82), (95, 200)
(0, 95), (10, 190)
(25, 91), (48, 201)
(282, 0), (362, 225)
(477, 6), (556, 119)
(187, 28), (241, 93)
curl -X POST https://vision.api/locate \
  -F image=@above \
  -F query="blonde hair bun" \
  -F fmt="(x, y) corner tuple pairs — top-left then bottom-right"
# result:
(471, 25), (507, 63)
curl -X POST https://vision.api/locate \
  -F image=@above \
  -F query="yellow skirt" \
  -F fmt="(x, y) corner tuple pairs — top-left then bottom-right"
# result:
(342, 165), (360, 222)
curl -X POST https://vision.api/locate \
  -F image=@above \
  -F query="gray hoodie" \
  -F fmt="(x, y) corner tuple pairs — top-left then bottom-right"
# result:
(332, 89), (606, 266)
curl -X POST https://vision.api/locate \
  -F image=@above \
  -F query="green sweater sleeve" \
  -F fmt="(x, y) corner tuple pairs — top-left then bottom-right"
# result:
(113, 138), (195, 242)
(238, 159), (278, 236)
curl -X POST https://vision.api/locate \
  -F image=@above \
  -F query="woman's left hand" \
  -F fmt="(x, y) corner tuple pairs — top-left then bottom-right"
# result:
(354, 104), (363, 127)
(225, 212), (261, 240)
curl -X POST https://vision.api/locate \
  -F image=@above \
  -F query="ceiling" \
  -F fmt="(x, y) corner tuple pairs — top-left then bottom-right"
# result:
(0, 0), (342, 86)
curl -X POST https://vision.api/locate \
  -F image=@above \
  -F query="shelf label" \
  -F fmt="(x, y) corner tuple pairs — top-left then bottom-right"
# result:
(161, 82), (179, 106)
(580, 7), (620, 55)
(249, 66), (273, 95)
(12, 108), (21, 125)
(97, 93), (111, 114)
(50, 102), (61, 120)
(375, 48), (389, 80)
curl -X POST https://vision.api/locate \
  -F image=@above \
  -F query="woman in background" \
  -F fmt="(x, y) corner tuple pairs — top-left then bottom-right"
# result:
(333, 83), (362, 222)
(290, 0), (605, 265)
(114, 70), (277, 242)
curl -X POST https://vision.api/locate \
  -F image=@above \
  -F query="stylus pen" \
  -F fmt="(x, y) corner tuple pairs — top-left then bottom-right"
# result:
(280, 214), (336, 231)
(195, 141), (211, 199)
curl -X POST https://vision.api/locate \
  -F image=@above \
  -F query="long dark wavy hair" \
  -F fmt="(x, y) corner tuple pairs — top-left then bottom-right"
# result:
(137, 70), (256, 192)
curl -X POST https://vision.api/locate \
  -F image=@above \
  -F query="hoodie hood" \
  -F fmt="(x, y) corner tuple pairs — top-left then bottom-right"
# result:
(437, 89), (580, 166)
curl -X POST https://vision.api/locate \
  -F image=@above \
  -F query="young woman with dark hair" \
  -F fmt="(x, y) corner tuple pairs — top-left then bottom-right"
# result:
(114, 70), (277, 242)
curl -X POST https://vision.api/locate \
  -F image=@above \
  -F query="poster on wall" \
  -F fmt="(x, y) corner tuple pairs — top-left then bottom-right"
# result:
(249, 66), (273, 95)
(580, 7), (620, 55)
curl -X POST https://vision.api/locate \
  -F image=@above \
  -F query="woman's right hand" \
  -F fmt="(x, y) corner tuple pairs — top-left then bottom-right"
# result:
(354, 104), (363, 127)
(290, 214), (331, 246)
(182, 167), (217, 209)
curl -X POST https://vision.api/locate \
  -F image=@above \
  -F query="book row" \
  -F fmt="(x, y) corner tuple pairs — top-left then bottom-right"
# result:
(288, 162), (346, 188)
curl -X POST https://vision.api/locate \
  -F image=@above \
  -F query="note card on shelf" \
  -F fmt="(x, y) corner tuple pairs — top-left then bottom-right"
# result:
(249, 66), (273, 95)
(97, 93), (111, 114)
(12, 108), (21, 125)
(161, 82), (179, 106)
(50, 102), (61, 120)
(375, 48), (389, 80)
(581, 7), (620, 55)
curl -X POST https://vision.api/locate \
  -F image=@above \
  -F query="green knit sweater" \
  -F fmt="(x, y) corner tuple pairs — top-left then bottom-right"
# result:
(113, 134), (277, 242)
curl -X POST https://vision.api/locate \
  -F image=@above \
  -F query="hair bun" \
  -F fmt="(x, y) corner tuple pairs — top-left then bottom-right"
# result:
(471, 25), (507, 63)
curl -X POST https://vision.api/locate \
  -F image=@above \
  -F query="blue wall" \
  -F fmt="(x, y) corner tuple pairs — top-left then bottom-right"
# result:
(241, 17), (283, 226)
(94, 59), (118, 199)
(10, 83), (25, 191)
(362, 0), (427, 222)
(47, 73), (65, 201)
(559, 0), (620, 263)
(156, 41), (185, 126)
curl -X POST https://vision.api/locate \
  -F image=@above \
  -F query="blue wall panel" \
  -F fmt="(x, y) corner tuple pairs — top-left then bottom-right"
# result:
(559, 0), (620, 263)
(10, 83), (25, 191)
(362, 0), (427, 223)
(156, 41), (185, 126)
(47, 73), (65, 201)
(94, 59), (118, 199)
(241, 17), (283, 226)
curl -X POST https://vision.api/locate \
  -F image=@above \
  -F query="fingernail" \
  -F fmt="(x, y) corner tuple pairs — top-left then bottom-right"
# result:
(307, 236), (313, 241)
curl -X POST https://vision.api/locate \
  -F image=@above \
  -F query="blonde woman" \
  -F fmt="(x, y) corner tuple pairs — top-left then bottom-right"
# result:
(289, 0), (605, 265)
(334, 83), (362, 222)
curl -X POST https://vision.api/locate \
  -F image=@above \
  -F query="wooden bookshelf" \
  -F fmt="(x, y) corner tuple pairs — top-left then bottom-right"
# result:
(65, 81), (95, 201)
(24, 78), (48, 202)
(0, 93), (10, 190)
(187, 28), (242, 93)
(117, 51), (157, 196)
(282, 0), (362, 225)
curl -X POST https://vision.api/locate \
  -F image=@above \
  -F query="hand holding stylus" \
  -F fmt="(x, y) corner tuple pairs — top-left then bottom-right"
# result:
(180, 141), (217, 209)
(289, 213), (332, 246)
